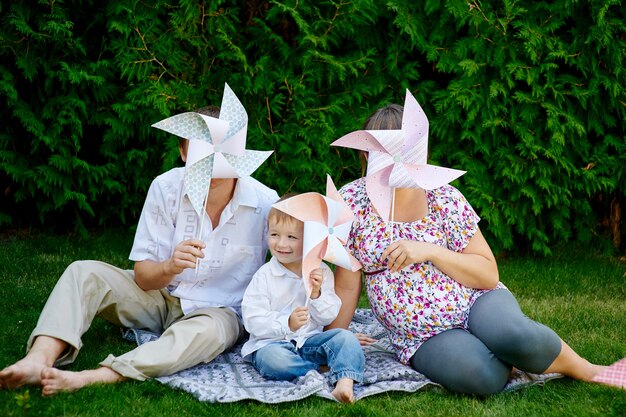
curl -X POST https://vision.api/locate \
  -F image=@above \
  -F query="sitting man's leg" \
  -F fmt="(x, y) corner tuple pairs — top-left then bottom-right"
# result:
(1, 260), (171, 391)
(38, 306), (242, 395)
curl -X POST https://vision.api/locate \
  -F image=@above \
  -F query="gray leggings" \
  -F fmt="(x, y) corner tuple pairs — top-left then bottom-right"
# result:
(409, 289), (562, 395)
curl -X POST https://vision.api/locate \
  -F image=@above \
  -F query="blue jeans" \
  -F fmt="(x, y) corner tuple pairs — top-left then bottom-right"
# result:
(251, 328), (365, 384)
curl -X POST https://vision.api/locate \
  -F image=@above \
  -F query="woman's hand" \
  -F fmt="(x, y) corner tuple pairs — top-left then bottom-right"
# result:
(354, 333), (377, 346)
(382, 240), (435, 272)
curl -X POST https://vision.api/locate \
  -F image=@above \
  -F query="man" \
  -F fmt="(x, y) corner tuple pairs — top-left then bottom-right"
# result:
(0, 102), (278, 395)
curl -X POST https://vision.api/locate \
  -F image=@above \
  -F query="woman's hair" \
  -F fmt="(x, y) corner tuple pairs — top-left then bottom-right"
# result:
(359, 103), (404, 176)
(268, 193), (301, 226)
(363, 103), (403, 130)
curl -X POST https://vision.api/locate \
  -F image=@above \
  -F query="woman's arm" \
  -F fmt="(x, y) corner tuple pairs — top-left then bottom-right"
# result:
(325, 266), (362, 329)
(134, 239), (205, 291)
(382, 228), (499, 289)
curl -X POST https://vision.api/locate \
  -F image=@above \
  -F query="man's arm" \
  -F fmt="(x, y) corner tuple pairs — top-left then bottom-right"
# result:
(134, 239), (205, 291)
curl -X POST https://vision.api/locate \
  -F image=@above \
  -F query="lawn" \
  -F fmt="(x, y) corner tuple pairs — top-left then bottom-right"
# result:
(1, 229), (625, 417)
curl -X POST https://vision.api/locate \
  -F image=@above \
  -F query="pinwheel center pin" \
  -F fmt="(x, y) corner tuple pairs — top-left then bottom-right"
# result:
(328, 227), (334, 235)
(394, 155), (402, 163)
(214, 144), (222, 152)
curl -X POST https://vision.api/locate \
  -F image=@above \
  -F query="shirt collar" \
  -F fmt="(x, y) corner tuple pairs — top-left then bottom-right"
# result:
(269, 257), (302, 280)
(232, 176), (260, 209)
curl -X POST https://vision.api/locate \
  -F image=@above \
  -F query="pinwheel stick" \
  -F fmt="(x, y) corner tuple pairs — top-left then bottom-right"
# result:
(388, 188), (397, 272)
(194, 187), (211, 278)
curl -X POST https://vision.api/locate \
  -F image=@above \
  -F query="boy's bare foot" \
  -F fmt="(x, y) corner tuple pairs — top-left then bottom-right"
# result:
(40, 366), (125, 397)
(0, 358), (47, 389)
(331, 377), (355, 404)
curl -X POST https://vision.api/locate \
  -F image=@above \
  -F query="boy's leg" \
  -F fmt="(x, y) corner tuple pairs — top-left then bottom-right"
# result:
(300, 329), (365, 385)
(252, 341), (317, 380)
(100, 307), (242, 380)
(300, 329), (364, 403)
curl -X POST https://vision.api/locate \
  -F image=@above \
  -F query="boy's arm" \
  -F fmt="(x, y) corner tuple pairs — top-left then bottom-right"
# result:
(134, 239), (205, 291)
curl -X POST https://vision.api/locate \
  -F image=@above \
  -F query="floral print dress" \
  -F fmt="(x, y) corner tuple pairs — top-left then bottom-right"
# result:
(340, 178), (505, 364)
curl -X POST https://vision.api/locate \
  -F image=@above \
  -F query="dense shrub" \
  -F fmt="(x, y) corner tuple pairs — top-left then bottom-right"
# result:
(0, 0), (624, 255)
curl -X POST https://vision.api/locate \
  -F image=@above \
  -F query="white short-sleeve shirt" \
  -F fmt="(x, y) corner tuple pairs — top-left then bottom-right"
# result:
(129, 167), (278, 315)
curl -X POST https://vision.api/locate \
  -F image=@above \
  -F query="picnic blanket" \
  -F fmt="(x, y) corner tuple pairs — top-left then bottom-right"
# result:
(123, 309), (562, 403)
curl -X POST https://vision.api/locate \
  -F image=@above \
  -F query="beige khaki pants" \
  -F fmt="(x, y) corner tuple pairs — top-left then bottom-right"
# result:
(28, 260), (243, 380)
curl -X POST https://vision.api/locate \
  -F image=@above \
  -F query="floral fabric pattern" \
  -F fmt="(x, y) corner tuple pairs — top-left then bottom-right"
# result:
(340, 178), (505, 364)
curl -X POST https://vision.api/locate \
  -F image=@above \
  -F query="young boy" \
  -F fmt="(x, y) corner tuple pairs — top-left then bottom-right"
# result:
(241, 200), (365, 403)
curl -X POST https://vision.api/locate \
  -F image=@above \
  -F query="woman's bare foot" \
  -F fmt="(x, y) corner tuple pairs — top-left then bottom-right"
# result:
(331, 378), (355, 403)
(0, 358), (48, 389)
(40, 366), (125, 397)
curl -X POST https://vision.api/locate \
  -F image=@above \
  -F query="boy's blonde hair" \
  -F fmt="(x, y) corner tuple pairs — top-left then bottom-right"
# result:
(268, 194), (301, 226)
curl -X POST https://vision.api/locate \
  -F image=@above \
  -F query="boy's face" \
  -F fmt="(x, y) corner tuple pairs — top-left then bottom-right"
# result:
(268, 217), (304, 274)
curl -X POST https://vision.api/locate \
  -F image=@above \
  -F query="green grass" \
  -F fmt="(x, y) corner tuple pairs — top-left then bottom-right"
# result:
(1, 230), (625, 417)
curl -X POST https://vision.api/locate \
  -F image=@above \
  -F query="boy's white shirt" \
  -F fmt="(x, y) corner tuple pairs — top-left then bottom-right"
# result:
(129, 167), (278, 315)
(240, 257), (341, 360)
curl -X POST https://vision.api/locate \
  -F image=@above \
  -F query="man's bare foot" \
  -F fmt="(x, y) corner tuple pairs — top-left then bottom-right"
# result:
(331, 378), (355, 404)
(40, 366), (125, 397)
(0, 358), (48, 389)
(0, 335), (69, 390)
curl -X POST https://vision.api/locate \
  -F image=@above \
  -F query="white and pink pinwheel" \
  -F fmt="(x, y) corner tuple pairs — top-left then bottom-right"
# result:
(151, 83), (273, 218)
(272, 175), (362, 297)
(331, 89), (465, 221)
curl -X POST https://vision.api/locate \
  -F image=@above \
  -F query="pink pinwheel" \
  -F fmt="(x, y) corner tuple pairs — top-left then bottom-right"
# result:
(331, 89), (465, 221)
(152, 83), (273, 217)
(592, 358), (626, 390)
(272, 175), (362, 297)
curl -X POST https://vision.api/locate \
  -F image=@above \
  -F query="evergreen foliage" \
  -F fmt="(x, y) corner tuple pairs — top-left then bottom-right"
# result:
(0, 0), (624, 254)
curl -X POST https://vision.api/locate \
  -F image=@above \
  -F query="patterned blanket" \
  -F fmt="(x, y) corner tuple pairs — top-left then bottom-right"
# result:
(123, 309), (562, 403)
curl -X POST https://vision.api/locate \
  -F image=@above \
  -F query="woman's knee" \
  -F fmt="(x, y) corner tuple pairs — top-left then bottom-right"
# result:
(411, 329), (510, 396)
(451, 358), (509, 395)
(414, 354), (509, 396)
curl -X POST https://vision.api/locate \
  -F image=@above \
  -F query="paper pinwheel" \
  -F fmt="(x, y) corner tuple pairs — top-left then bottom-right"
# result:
(151, 83), (273, 217)
(592, 358), (626, 390)
(331, 89), (465, 221)
(272, 175), (362, 297)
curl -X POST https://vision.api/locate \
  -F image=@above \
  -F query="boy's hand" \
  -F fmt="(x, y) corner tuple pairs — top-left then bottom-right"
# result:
(309, 268), (323, 299)
(166, 239), (205, 275)
(288, 306), (309, 331)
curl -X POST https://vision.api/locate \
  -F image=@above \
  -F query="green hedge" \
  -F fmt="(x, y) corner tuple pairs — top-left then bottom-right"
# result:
(0, 0), (624, 255)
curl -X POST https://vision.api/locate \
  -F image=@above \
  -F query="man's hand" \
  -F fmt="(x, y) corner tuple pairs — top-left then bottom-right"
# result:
(166, 239), (206, 276)
(288, 306), (309, 331)
(308, 268), (323, 299)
